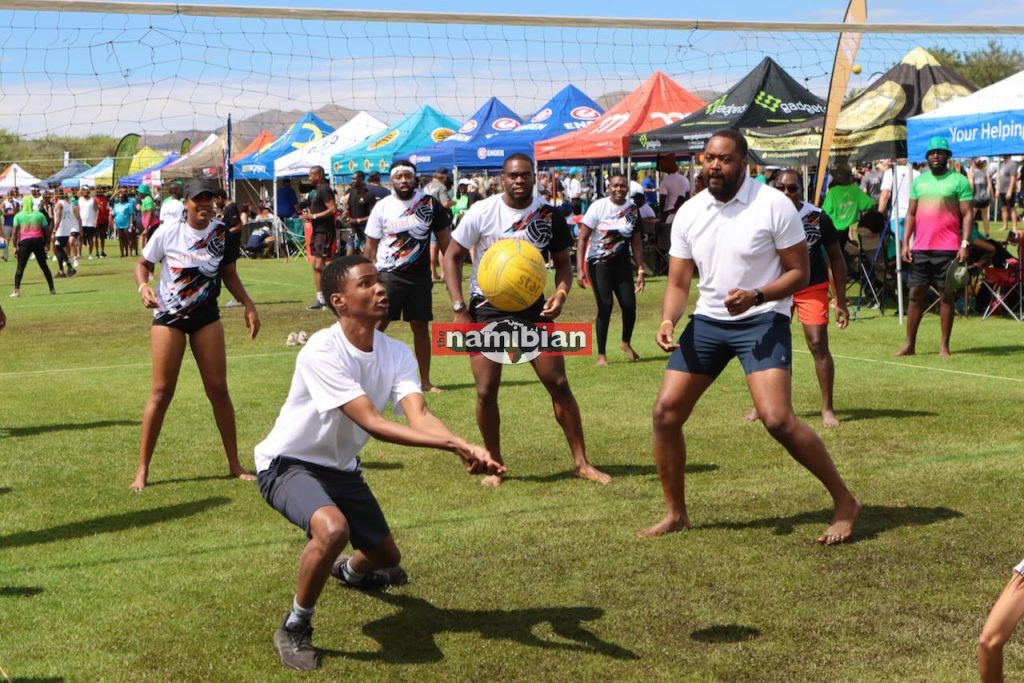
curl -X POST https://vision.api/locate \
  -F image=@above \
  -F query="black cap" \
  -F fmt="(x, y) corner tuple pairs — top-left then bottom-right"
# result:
(183, 178), (216, 200)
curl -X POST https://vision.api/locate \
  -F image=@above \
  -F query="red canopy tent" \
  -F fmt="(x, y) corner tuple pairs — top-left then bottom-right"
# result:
(230, 130), (276, 164)
(535, 72), (704, 163)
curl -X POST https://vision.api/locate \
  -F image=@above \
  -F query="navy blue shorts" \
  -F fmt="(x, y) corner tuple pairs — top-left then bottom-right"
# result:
(153, 304), (220, 335)
(667, 312), (792, 378)
(258, 456), (390, 552)
(469, 294), (547, 324)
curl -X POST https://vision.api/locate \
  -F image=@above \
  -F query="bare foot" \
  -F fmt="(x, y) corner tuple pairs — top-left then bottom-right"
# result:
(424, 383), (443, 394)
(816, 496), (861, 545)
(595, 355), (609, 367)
(938, 347), (951, 358)
(130, 465), (148, 492)
(620, 342), (640, 361)
(575, 464), (612, 484)
(481, 474), (504, 487)
(230, 469), (257, 482)
(743, 407), (759, 423)
(894, 345), (915, 357)
(821, 410), (840, 428)
(637, 514), (691, 538)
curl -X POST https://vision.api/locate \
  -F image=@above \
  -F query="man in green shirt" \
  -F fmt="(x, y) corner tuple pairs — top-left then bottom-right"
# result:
(821, 166), (875, 248)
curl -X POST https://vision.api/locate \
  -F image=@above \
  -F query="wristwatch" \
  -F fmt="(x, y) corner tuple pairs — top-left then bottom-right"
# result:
(452, 301), (466, 313)
(960, 239), (970, 249)
(753, 288), (765, 305)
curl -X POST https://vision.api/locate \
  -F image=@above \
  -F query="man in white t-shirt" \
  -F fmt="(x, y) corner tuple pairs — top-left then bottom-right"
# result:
(878, 158), (919, 238)
(639, 130), (860, 545)
(443, 153), (611, 488)
(158, 181), (185, 230)
(256, 254), (503, 671)
(78, 188), (99, 259)
(658, 167), (691, 225)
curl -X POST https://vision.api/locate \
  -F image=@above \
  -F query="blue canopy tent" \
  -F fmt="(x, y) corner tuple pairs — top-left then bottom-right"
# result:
(118, 153), (180, 187)
(61, 157), (113, 188)
(330, 105), (459, 180)
(40, 160), (90, 189)
(908, 69), (1024, 159)
(470, 85), (604, 169)
(233, 112), (335, 181)
(398, 97), (522, 173)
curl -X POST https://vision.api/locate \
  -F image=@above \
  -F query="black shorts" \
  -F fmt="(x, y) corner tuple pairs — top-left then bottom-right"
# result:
(380, 271), (433, 322)
(1001, 193), (1018, 209)
(152, 304), (220, 334)
(310, 230), (334, 259)
(258, 456), (390, 551)
(55, 236), (70, 249)
(83, 226), (96, 238)
(667, 312), (792, 379)
(908, 250), (957, 289)
(469, 294), (547, 324)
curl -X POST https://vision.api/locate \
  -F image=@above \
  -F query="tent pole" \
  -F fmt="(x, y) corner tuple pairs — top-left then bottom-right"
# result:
(893, 164), (904, 325)
(273, 178), (281, 260)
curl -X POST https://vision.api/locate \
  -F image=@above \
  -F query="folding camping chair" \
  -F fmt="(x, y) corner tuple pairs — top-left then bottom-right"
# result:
(281, 217), (306, 260)
(848, 221), (896, 319)
(980, 258), (1022, 321)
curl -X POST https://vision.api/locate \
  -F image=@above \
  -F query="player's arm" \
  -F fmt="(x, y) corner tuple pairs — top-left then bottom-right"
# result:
(902, 199), (918, 262)
(443, 239), (471, 322)
(724, 241), (809, 317)
(220, 260), (260, 339)
(341, 395), (505, 475)
(575, 223), (593, 288)
(656, 256), (694, 351)
(363, 236), (379, 262)
(631, 230), (646, 293)
(133, 258), (158, 308)
(432, 198), (452, 254)
(541, 246), (572, 319)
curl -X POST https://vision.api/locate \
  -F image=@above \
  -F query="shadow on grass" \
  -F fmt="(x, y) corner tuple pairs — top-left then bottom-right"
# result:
(0, 497), (230, 550)
(323, 592), (638, 663)
(794, 408), (938, 423)
(144, 474), (243, 487)
(957, 345), (1024, 356)
(0, 486), (10, 496)
(509, 462), (717, 483)
(0, 419), (139, 438)
(9, 678), (65, 682)
(690, 624), (761, 643)
(224, 300), (300, 307)
(431, 380), (536, 391)
(698, 504), (963, 544)
(361, 461), (404, 471)
(0, 586), (43, 597)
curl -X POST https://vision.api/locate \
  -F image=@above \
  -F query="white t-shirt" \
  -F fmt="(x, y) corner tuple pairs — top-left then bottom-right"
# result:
(670, 176), (806, 321)
(880, 165), (918, 221)
(253, 324), (422, 473)
(638, 203), (656, 220)
(451, 194), (571, 299)
(581, 197), (638, 263)
(364, 190), (447, 277)
(629, 179), (644, 197)
(141, 217), (237, 319)
(159, 197), (185, 228)
(56, 199), (79, 237)
(659, 172), (691, 220)
(564, 177), (582, 200)
(78, 197), (98, 227)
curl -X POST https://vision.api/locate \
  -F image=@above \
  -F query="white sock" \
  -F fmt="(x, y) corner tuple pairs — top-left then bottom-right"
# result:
(316, 291), (324, 304)
(341, 559), (365, 584)
(284, 596), (314, 630)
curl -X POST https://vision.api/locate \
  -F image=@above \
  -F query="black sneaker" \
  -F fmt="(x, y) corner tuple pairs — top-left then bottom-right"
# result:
(57, 271), (66, 278)
(330, 555), (408, 590)
(273, 618), (318, 671)
(306, 300), (325, 311)
(67, 268), (77, 277)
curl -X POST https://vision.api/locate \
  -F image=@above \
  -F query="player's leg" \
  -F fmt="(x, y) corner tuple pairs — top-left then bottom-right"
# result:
(30, 239), (55, 292)
(470, 353), (504, 486)
(979, 570), (1024, 683)
(589, 260), (614, 365)
(406, 279), (441, 392)
(896, 281), (928, 356)
(132, 324), (188, 490)
(610, 256), (639, 360)
(189, 317), (254, 481)
(531, 353), (610, 484)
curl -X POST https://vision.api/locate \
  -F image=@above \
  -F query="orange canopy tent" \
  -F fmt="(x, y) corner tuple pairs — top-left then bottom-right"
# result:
(230, 130), (276, 164)
(535, 72), (704, 163)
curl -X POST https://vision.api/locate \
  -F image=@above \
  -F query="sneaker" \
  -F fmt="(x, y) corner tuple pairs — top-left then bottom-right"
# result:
(67, 268), (77, 278)
(330, 555), (408, 590)
(223, 299), (242, 308)
(297, 330), (309, 345)
(100, 252), (107, 258)
(72, 258), (79, 268)
(305, 300), (325, 311)
(272, 619), (318, 671)
(50, 289), (56, 295)
(286, 332), (299, 347)
(9, 290), (18, 298)
(57, 271), (66, 278)
(50, 255), (56, 262)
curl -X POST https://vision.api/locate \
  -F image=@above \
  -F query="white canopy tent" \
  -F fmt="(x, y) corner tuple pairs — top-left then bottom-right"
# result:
(273, 112), (387, 178)
(0, 163), (43, 192)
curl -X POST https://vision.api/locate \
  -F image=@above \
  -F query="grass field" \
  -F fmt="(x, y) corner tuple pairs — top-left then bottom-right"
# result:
(1, 250), (1023, 682)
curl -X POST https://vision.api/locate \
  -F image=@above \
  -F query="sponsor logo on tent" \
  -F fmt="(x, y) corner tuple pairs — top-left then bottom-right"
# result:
(363, 160), (372, 171)
(754, 91), (783, 112)
(637, 133), (661, 150)
(753, 91), (827, 116)
(459, 119), (479, 134)
(347, 160), (356, 172)
(332, 161), (342, 173)
(570, 106), (600, 121)
(293, 123), (327, 150)
(241, 164), (267, 174)
(592, 113), (630, 134)
(477, 147), (505, 160)
(492, 118), (519, 131)
(379, 159), (388, 171)
(412, 154), (432, 164)
(649, 112), (689, 125)
(367, 130), (400, 151)
(705, 95), (728, 115)
(432, 127), (455, 142)
(531, 108), (553, 123)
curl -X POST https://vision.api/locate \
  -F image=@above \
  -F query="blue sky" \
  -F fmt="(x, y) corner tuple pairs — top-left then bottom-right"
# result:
(0, 0), (1018, 138)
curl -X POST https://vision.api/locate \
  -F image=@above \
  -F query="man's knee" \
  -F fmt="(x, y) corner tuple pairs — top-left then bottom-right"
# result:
(806, 335), (830, 361)
(979, 628), (1008, 654)
(653, 397), (688, 431)
(761, 410), (798, 440)
(908, 286), (927, 304)
(475, 379), (500, 406)
(310, 509), (350, 554)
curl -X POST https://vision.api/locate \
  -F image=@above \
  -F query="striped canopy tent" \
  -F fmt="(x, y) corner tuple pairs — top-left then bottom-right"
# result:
(161, 134), (226, 181)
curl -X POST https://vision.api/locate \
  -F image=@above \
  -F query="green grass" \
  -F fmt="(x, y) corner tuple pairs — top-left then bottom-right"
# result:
(1, 251), (1023, 681)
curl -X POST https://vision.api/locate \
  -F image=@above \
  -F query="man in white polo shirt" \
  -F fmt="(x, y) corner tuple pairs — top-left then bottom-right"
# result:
(638, 129), (860, 546)
(255, 254), (503, 671)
